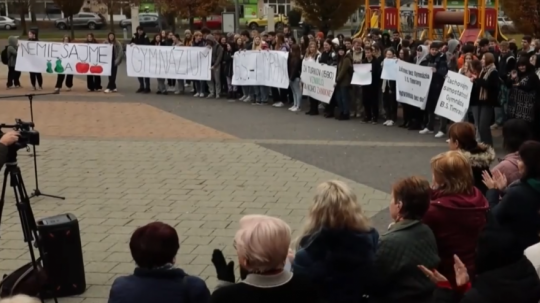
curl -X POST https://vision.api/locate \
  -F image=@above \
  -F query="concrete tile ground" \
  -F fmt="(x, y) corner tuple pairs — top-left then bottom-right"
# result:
(0, 100), (390, 303)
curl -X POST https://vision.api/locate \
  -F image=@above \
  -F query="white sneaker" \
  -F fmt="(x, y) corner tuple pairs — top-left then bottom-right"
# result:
(207, 94), (214, 99)
(194, 93), (200, 97)
(386, 120), (394, 126)
(244, 96), (251, 103)
(419, 128), (433, 134)
(273, 102), (284, 108)
(113, 89), (117, 92)
(446, 139), (450, 143)
(288, 106), (296, 111)
(291, 107), (301, 112)
(382, 120), (390, 126)
(104, 89), (111, 93)
(435, 131), (445, 138)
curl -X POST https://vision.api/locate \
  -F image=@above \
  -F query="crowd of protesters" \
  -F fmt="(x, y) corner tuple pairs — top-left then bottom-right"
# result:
(6, 27), (540, 142)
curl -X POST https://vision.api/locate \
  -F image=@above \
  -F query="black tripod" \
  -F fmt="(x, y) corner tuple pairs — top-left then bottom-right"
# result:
(0, 93), (65, 200)
(0, 155), (58, 303)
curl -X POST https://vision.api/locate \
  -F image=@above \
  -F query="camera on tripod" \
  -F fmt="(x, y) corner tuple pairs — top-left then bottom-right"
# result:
(0, 119), (40, 149)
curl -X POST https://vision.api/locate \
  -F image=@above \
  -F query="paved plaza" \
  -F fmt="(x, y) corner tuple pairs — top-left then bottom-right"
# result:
(0, 66), (501, 302)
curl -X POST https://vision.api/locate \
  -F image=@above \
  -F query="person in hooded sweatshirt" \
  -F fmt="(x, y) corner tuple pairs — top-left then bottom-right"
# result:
(130, 26), (151, 93)
(423, 213), (540, 303)
(205, 35), (224, 99)
(423, 150), (489, 289)
(484, 140), (540, 253)
(419, 42), (448, 138)
(491, 119), (531, 185)
(446, 39), (460, 72)
(293, 180), (378, 303)
(6, 36), (20, 89)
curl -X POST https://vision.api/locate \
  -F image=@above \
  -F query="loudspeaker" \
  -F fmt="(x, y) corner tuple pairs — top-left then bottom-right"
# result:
(37, 213), (86, 298)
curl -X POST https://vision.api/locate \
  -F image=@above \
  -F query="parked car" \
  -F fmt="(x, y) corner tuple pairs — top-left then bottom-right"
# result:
(119, 13), (166, 31)
(0, 16), (17, 30)
(55, 13), (104, 30)
(498, 16), (514, 32)
(246, 14), (288, 30)
(193, 15), (222, 30)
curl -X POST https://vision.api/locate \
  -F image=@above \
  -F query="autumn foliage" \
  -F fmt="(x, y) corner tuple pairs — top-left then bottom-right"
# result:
(501, 0), (540, 36)
(293, 0), (361, 35)
(156, 0), (228, 19)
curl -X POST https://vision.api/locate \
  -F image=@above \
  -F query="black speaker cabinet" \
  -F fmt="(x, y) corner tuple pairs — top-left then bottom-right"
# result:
(37, 213), (86, 298)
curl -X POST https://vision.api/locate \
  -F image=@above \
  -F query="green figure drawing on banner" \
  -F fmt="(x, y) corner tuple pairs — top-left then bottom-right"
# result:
(46, 60), (53, 74)
(54, 58), (64, 73)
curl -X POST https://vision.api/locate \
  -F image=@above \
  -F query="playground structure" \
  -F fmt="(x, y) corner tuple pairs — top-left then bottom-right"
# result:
(354, 0), (508, 43)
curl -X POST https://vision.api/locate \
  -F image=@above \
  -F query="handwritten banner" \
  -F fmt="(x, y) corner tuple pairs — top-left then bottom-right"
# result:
(126, 45), (211, 80)
(300, 60), (336, 103)
(434, 71), (472, 122)
(16, 41), (113, 76)
(395, 60), (432, 110)
(231, 50), (289, 89)
(351, 64), (371, 85)
(381, 58), (398, 80)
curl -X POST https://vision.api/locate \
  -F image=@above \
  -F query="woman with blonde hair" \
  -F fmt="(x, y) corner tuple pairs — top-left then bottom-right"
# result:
(423, 150), (488, 288)
(211, 215), (320, 302)
(292, 180), (378, 303)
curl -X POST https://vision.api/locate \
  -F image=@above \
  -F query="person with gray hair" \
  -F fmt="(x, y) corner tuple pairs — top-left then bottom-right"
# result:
(210, 215), (321, 303)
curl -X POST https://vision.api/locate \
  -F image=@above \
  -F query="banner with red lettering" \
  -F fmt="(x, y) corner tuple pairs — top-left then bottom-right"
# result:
(300, 60), (336, 103)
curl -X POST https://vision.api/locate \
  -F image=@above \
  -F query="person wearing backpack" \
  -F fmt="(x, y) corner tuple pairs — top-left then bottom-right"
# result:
(27, 30), (43, 90)
(6, 36), (20, 89)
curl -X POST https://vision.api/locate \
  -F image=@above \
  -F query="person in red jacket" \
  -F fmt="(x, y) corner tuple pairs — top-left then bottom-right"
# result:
(423, 150), (489, 288)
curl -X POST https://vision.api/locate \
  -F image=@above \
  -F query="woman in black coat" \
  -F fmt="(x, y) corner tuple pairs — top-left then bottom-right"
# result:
(223, 43), (236, 100)
(85, 33), (102, 91)
(471, 52), (499, 146)
(484, 140), (540, 253)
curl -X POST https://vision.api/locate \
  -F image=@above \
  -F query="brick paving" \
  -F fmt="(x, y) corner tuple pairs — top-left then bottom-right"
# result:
(0, 100), (390, 303)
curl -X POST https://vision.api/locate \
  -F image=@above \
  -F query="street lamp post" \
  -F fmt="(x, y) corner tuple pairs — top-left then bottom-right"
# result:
(234, 0), (240, 32)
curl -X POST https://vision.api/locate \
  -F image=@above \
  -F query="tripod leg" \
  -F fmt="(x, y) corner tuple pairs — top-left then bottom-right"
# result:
(0, 168), (10, 233)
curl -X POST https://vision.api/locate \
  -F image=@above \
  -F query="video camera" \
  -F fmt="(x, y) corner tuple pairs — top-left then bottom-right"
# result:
(0, 119), (40, 149)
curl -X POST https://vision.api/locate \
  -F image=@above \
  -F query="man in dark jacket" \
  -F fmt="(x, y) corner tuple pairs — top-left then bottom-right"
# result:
(419, 42), (448, 136)
(0, 131), (19, 170)
(130, 26), (151, 93)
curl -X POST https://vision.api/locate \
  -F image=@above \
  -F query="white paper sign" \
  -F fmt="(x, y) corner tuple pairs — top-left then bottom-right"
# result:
(126, 45), (211, 80)
(232, 50), (289, 89)
(300, 60), (336, 103)
(381, 58), (399, 80)
(16, 41), (113, 76)
(434, 71), (472, 122)
(351, 64), (372, 85)
(395, 60), (433, 110)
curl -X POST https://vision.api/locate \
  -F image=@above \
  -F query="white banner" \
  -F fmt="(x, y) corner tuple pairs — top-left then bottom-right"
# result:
(300, 60), (336, 104)
(395, 60), (433, 110)
(126, 45), (211, 80)
(434, 71), (472, 122)
(381, 58), (398, 80)
(16, 41), (113, 76)
(351, 64), (371, 85)
(232, 50), (289, 89)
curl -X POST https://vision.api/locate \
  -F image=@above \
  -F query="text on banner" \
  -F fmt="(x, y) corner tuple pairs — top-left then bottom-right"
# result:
(300, 60), (336, 104)
(231, 50), (289, 89)
(16, 41), (113, 76)
(434, 71), (473, 122)
(395, 60), (433, 110)
(126, 45), (212, 80)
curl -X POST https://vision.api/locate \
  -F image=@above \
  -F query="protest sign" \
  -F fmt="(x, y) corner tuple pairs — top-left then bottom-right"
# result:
(300, 60), (336, 103)
(16, 40), (113, 76)
(381, 58), (399, 80)
(351, 64), (371, 85)
(395, 60), (432, 109)
(434, 71), (472, 122)
(126, 45), (211, 80)
(232, 50), (289, 89)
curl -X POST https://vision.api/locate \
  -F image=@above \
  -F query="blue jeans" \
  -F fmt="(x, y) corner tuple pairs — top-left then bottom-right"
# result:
(290, 78), (302, 108)
(336, 86), (350, 114)
(470, 105), (494, 146)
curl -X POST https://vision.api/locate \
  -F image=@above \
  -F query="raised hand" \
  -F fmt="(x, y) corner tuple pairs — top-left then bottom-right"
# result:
(453, 255), (470, 287)
(482, 170), (496, 190)
(492, 170), (508, 191)
(211, 249), (235, 283)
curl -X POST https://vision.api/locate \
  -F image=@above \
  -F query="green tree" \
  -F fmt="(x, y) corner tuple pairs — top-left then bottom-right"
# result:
(501, 0), (540, 36)
(293, 0), (360, 36)
(53, 0), (85, 39)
